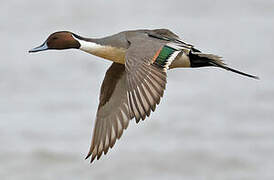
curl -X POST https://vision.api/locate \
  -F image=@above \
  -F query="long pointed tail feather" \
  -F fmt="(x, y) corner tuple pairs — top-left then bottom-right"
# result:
(209, 60), (259, 79)
(190, 52), (259, 79)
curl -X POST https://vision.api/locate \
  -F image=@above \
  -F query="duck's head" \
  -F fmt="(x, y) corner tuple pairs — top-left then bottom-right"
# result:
(29, 31), (80, 53)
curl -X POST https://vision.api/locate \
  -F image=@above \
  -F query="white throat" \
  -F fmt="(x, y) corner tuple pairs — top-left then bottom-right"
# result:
(72, 35), (103, 54)
(72, 35), (126, 64)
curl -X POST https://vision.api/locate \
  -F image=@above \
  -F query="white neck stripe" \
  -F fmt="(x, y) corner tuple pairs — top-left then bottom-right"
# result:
(72, 35), (103, 53)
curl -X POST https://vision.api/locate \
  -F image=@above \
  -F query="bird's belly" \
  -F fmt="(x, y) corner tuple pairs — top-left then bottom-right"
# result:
(169, 53), (191, 69)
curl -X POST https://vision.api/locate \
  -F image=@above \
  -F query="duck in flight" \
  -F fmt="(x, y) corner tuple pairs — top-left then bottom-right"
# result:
(29, 29), (258, 163)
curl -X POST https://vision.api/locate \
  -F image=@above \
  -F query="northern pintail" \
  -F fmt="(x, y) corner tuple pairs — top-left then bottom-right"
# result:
(29, 29), (258, 163)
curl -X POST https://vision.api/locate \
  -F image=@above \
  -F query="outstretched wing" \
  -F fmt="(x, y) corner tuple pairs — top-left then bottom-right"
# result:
(125, 34), (178, 122)
(86, 63), (133, 163)
(86, 32), (182, 163)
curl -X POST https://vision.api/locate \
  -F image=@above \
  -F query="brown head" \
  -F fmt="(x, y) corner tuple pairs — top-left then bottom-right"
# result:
(29, 31), (80, 53)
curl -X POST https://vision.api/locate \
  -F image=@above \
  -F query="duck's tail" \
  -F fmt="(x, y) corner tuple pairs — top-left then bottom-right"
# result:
(189, 51), (259, 79)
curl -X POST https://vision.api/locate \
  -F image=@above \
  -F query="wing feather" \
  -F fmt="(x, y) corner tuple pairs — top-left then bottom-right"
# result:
(86, 63), (133, 163)
(86, 31), (182, 163)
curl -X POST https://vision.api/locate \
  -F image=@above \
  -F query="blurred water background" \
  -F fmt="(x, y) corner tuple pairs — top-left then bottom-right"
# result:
(1, 0), (274, 179)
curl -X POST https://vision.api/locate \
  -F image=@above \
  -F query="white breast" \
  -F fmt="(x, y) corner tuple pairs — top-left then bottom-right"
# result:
(73, 36), (126, 64)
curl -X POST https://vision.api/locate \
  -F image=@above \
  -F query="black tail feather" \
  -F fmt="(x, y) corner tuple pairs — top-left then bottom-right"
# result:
(208, 61), (259, 80)
(189, 51), (259, 79)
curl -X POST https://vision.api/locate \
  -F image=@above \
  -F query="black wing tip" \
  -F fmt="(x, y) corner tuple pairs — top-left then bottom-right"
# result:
(85, 154), (91, 160)
(85, 153), (92, 162)
(90, 156), (96, 163)
(85, 152), (96, 164)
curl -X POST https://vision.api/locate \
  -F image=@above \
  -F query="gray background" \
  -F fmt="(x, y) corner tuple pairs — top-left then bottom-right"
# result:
(1, 0), (273, 179)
